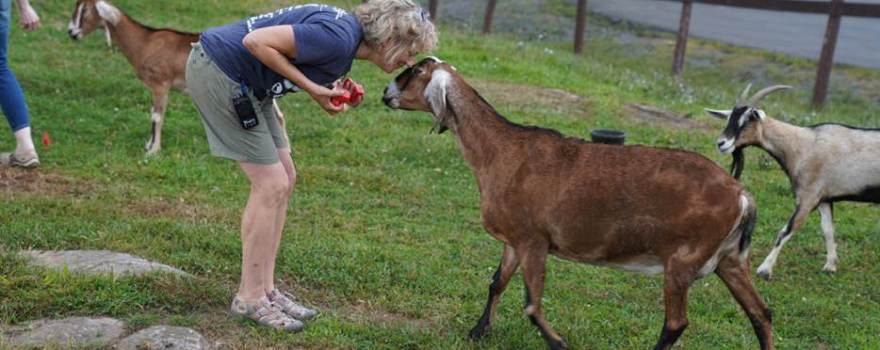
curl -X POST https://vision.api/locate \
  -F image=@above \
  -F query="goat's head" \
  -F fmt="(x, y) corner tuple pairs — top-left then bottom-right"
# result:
(68, 0), (120, 40)
(383, 56), (459, 133)
(705, 84), (791, 154)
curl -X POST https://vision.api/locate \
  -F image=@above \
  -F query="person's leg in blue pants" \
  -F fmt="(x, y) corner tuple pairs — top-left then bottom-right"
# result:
(0, 0), (38, 167)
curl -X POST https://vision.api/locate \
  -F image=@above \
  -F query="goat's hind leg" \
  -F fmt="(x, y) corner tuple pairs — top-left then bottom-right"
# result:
(469, 244), (519, 340)
(818, 202), (838, 272)
(520, 244), (568, 350)
(716, 254), (774, 350)
(145, 85), (170, 156)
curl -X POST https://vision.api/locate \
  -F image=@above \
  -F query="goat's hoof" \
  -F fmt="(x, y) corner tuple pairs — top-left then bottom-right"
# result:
(549, 338), (569, 350)
(756, 269), (773, 281)
(822, 264), (838, 273)
(468, 325), (489, 340)
(144, 142), (160, 156)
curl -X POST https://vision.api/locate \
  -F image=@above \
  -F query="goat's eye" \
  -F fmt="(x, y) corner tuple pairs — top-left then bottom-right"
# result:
(413, 67), (424, 75)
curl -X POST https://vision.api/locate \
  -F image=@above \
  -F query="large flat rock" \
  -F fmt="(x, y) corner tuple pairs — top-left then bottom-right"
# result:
(19, 250), (188, 276)
(117, 326), (211, 350)
(2, 317), (125, 349)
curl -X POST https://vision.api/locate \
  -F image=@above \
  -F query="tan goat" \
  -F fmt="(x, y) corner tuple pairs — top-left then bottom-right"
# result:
(67, 0), (286, 155)
(383, 57), (773, 350)
(707, 84), (880, 279)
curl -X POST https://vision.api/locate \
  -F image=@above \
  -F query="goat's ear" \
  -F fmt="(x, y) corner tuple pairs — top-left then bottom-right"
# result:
(95, 1), (121, 25)
(425, 69), (452, 116)
(751, 109), (767, 121)
(705, 109), (732, 120)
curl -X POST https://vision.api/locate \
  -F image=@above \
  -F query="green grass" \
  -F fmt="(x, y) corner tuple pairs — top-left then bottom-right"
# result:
(2, 0), (879, 349)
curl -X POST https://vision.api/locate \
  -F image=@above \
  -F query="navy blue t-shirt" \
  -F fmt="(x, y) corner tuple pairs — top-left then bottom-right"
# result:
(200, 4), (362, 98)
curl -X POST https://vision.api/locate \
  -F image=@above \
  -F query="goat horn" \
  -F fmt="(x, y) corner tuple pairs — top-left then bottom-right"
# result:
(737, 83), (752, 105)
(747, 85), (792, 107)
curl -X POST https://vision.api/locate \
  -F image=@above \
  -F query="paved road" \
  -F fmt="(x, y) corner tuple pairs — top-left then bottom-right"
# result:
(587, 0), (880, 69)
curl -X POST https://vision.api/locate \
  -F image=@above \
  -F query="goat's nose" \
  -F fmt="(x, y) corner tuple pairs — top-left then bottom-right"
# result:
(716, 140), (726, 148)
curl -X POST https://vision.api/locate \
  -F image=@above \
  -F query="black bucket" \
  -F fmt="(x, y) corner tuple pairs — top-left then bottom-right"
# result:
(590, 129), (626, 145)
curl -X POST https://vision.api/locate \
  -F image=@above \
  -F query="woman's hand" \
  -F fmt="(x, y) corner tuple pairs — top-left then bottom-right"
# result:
(340, 78), (364, 107)
(306, 84), (347, 114)
(17, 1), (40, 31)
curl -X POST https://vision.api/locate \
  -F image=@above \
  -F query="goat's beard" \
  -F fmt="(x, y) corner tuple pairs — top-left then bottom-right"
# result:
(430, 121), (448, 134)
(429, 94), (455, 134)
(430, 111), (452, 134)
(730, 147), (745, 180)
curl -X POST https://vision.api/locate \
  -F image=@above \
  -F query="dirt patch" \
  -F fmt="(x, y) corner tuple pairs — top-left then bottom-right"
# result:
(274, 281), (435, 331)
(196, 298), (434, 349)
(471, 80), (591, 117)
(195, 311), (310, 350)
(0, 167), (227, 223)
(0, 167), (95, 198)
(335, 300), (435, 331)
(136, 195), (230, 223)
(624, 103), (712, 131)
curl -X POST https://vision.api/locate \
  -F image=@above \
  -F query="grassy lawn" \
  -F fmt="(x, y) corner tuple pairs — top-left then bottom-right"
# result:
(2, 0), (879, 348)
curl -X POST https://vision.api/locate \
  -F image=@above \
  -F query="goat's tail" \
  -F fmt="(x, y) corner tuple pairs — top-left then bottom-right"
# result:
(736, 191), (758, 261)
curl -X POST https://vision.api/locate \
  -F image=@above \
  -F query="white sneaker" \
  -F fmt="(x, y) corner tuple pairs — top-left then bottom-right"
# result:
(0, 150), (39, 168)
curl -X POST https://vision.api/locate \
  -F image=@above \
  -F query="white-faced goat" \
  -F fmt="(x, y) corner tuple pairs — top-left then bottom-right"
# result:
(67, 0), (286, 155)
(707, 85), (880, 280)
(384, 57), (773, 350)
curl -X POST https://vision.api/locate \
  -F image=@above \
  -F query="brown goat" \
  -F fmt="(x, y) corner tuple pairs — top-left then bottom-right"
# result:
(67, 0), (287, 155)
(383, 57), (773, 350)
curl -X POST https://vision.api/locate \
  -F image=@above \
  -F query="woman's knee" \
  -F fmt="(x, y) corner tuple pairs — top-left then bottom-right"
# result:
(267, 182), (292, 206)
(252, 173), (292, 205)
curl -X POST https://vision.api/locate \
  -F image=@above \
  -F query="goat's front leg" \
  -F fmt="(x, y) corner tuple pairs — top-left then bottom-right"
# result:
(757, 197), (818, 280)
(653, 264), (692, 350)
(145, 84), (170, 156)
(520, 242), (567, 350)
(817, 202), (838, 272)
(469, 244), (519, 340)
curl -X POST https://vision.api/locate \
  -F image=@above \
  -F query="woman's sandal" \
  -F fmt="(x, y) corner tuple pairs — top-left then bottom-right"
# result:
(267, 289), (318, 320)
(230, 296), (304, 331)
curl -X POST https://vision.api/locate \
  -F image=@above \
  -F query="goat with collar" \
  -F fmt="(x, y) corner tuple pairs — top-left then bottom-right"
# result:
(707, 84), (880, 280)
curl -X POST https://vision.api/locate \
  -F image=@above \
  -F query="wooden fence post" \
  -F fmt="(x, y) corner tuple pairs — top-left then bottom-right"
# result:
(812, 0), (844, 108)
(428, 0), (439, 20)
(672, 0), (693, 76)
(482, 0), (497, 34)
(574, 0), (588, 54)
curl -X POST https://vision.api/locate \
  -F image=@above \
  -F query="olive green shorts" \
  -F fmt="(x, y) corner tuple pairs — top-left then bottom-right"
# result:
(185, 43), (289, 164)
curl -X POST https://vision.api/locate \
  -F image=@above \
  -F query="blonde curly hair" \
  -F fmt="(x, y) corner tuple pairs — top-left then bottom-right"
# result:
(355, 0), (438, 65)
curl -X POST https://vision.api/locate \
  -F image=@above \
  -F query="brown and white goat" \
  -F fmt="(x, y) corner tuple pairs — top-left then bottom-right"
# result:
(707, 85), (880, 280)
(384, 57), (773, 350)
(67, 0), (286, 155)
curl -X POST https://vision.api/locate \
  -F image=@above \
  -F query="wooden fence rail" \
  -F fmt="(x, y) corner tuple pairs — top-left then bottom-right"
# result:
(659, 0), (880, 17)
(427, 0), (880, 107)
(666, 0), (880, 107)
